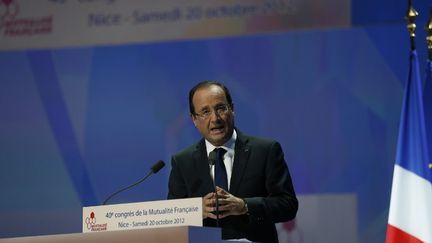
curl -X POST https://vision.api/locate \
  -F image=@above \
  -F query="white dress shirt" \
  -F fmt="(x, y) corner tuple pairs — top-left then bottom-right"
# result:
(205, 130), (237, 190)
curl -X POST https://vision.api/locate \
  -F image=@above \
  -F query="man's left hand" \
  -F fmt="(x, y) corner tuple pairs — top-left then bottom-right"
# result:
(213, 186), (247, 219)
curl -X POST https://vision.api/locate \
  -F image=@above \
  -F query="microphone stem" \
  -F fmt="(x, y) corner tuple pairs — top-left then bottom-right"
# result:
(103, 171), (153, 205)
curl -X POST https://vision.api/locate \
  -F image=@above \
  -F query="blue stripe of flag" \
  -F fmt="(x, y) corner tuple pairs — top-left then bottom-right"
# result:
(395, 50), (432, 183)
(423, 59), (432, 177)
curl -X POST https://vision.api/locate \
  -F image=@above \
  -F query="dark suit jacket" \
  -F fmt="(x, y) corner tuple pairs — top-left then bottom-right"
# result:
(168, 130), (298, 243)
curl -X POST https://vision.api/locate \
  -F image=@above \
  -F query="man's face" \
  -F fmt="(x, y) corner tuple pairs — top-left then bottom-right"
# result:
(191, 85), (234, 146)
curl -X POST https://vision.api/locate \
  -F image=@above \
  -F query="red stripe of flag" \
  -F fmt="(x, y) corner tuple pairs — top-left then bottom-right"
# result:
(386, 224), (424, 243)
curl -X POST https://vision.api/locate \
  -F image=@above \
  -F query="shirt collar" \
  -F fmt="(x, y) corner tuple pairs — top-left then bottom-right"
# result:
(205, 129), (237, 156)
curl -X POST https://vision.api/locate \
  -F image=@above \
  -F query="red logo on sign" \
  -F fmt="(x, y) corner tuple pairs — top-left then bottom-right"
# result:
(0, 0), (19, 22)
(0, 0), (53, 37)
(85, 212), (97, 230)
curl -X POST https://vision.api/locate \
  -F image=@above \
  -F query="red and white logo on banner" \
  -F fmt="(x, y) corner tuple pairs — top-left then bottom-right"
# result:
(0, 0), (53, 37)
(85, 212), (97, 230)
(0, 0), (19, 23)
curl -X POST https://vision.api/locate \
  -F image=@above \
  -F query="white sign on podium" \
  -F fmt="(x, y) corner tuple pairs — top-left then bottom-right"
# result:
(82, 198), (202, 233)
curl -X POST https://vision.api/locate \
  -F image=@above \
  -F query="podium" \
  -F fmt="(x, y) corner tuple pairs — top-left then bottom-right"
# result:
(0, 198), (235, 243)
(0, 198), (233, 242)
(0, 226), (229, 243)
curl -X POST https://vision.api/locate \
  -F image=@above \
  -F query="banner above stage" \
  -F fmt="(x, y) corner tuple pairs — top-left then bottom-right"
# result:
(82, 198), (202, 233)
(0, 0), (350, 51)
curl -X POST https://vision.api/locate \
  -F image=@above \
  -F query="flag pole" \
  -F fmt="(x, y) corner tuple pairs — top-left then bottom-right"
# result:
(426, 7), (432, 170)
(406, 0), (418, 50)
(426, 7), (432, 60)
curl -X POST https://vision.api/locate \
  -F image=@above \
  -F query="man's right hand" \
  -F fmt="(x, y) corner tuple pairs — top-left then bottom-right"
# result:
(202, 192), (216, 219)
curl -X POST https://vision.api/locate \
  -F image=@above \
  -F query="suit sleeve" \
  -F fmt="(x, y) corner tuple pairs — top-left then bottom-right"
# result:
(167, 156), (187, 199)
(244, 141), (298, 223)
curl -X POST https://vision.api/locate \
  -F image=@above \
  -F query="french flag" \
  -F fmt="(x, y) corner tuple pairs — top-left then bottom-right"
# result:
(386, 50), (432, 243)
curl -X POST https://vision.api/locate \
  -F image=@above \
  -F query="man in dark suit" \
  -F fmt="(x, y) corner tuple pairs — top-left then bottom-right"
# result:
(168, 81), (298, 243)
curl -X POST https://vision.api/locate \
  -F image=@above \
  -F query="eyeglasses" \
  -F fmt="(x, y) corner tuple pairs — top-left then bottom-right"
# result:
(193, 104), (231, 120)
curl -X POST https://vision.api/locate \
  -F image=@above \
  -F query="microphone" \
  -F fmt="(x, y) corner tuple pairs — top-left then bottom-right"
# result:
(151, 160), (165, 173)
(102, 160), (165, 205)
(208, 150), (220, 226)
(208, 150), (217, 166)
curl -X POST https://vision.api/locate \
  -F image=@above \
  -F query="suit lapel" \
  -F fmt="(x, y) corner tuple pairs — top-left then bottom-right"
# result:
(192, 139), (215, 194)
(229, 132), (250, 195)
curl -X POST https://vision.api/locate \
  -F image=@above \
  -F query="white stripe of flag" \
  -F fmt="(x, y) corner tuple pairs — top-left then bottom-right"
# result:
(388, 165), (432, 242)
